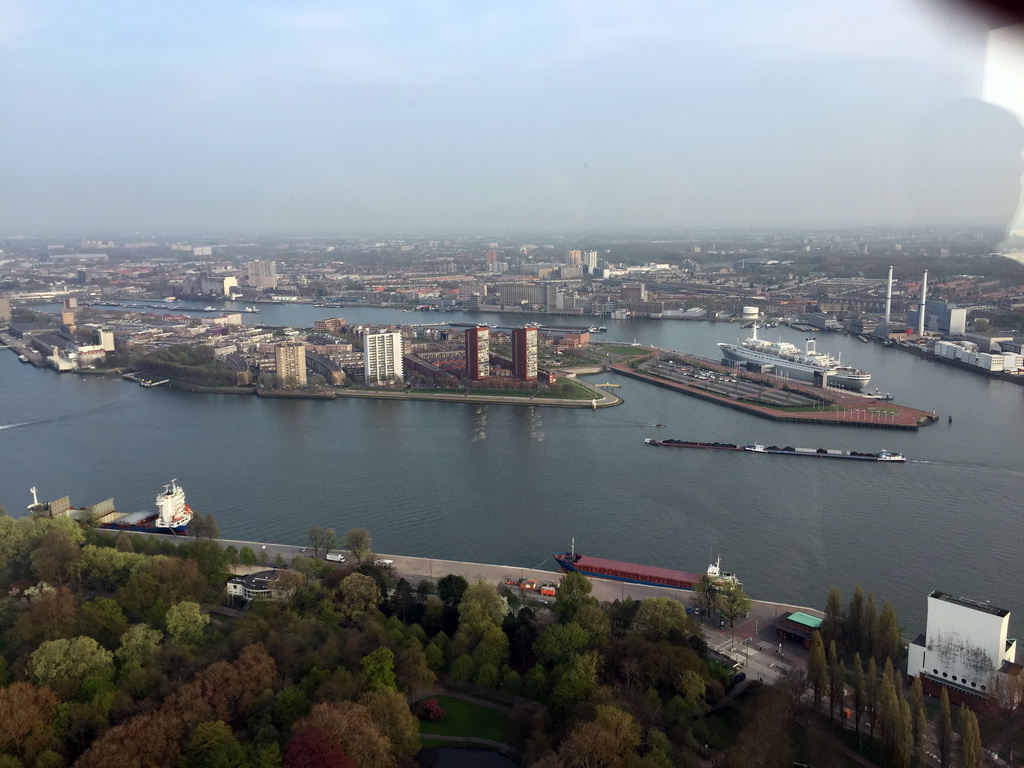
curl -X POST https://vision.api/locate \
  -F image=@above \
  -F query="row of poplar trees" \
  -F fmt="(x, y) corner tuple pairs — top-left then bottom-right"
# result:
(807, 585), (986, 768)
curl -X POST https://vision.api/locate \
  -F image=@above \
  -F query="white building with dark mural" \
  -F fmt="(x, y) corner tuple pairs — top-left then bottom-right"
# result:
(907, 591), (1018, 705)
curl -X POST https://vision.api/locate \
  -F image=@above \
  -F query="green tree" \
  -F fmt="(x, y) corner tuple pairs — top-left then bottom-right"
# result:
(239, 547), (256, 566)
(556, 705), (642, 767)
(31, 527), (83, 585)
(448, 654), (475, 685)
(720, 582), (753, 628)
(389, 578), (416, 622)
(359, 689), (419, 760)
(848, 584), (867, 654)
(673, 669), (707, 719)
(307, 526), (337, 559)
(534, 623), (592, 666)
(865, 592), (878, 658)
(78, 597), (129, 650)
(338, 572), (382, 627)
(909, 677), (926, 768)
(851, 652), (865, 735)
(28, 636), (114, 687)
(180, 721), (247, 768)
(187, 514), (208, 541)
(828, 641), (844, 723)
(867, 656), (880, 738)
(115, 624), (163, 666)
(203, 513), (220, 541)
(553, 571), (595, 623)
(551, 651), (600, 712)
(361, 647), (397, 691)
(875, 601), (901, 664)
(165, 601), (209, 645)
(632, 597), (691, 642)
(437, 574), (468, 607)
(808, 630), (828, 713)
(471, 624), (510, 669)
(822, 586), (844, 648)
(938, 686), (953, 768)
(691, 573), (720, 620)
(343, 527), (372, 563)
(457, 582), (507, 638)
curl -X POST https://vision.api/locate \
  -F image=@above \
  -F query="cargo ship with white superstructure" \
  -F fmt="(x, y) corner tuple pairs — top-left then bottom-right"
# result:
(555, 543), (740, 592)
(717, 323), (871, 390)
(28, 480), (194, 534)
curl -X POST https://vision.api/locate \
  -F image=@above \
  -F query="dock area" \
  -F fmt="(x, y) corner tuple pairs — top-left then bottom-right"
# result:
(609, 359), (937, 430)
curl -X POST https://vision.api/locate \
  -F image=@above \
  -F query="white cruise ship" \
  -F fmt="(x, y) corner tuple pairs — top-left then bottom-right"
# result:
(718, 325), (871, 390)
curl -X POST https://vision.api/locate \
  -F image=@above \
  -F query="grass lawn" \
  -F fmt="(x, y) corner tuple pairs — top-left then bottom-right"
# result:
(416, 695), (511, 742)
(591, 343), (653, 358)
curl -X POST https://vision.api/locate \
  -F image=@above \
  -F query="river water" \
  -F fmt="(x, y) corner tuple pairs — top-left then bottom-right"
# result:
(3, 300), (1022, 634)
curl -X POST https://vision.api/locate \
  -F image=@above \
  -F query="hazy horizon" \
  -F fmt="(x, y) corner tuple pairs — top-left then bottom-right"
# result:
(2, 1), (1022, 236)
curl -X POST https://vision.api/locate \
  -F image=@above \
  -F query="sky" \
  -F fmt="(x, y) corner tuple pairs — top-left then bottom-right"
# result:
(1, 0), (1022, 236)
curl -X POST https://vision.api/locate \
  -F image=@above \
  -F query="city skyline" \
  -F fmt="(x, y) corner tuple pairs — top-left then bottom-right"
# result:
(1, 1), (1022, 236)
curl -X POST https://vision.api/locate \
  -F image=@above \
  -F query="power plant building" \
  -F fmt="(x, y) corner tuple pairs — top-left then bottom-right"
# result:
(907, 591), (1018, 706)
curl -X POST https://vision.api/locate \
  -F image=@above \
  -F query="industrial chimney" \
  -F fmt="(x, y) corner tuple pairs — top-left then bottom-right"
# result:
(884, 265), (893, 329)
(918, 270), (928, 337)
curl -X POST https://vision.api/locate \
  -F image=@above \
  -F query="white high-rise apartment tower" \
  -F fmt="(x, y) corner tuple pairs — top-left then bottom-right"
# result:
(363, 331), (404, 386)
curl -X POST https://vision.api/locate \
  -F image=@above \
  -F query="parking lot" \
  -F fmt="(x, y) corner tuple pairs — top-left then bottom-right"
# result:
(641, 357), (822, 409)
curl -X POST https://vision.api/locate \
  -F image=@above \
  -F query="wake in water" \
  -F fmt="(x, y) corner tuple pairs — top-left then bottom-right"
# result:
(906, 459), (1024, 480)
(0, 398), (134, 432)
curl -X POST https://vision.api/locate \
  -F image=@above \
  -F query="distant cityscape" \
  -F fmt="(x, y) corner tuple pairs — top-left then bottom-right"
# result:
(2, 227), (1024, 388)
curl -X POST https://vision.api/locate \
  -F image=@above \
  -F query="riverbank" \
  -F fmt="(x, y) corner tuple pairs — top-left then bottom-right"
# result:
(118, 529), (820, 685)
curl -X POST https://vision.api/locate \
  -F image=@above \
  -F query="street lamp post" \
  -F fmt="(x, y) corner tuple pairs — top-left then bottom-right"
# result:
(262, 544), (267, 567)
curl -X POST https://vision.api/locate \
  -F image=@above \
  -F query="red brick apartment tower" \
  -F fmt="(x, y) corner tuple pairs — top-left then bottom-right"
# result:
(512, 327), (538, 381)
(465, 326), (490, 381)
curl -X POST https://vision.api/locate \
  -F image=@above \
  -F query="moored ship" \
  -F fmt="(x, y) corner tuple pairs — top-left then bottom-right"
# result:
(743, 444), (905, 462)
(717, 324), (871, 390)
(554, 547), (740, 591)
(28, 480), (195, 534)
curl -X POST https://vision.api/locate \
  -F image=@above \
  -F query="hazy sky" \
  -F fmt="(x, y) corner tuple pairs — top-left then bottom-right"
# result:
(1, 1), (1021, 236)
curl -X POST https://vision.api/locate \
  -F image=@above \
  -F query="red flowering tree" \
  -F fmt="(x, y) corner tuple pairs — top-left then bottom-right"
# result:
(284, 726), (356, 768)
(415, 697), (446, 721)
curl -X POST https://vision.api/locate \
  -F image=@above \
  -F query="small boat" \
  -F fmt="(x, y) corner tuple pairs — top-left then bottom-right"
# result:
(653, 423), (665, 428)
(18, 354), (29, 363)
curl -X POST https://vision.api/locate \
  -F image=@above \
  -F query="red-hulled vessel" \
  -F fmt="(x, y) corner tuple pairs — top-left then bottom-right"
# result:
(554, 545), (740, 591)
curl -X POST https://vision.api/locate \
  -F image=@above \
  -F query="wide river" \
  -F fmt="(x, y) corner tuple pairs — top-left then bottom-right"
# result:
(3, 301), (1022, 634)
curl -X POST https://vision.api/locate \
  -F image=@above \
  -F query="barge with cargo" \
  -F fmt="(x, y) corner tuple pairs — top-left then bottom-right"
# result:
(742, 444), (905, 462)
(554, 547), (739, 591)
(644, 439), (742, 451)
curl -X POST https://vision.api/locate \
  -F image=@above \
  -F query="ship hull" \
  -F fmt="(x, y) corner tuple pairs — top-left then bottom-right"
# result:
(99, 520), (189, 534)
(554, 552), (739, 592)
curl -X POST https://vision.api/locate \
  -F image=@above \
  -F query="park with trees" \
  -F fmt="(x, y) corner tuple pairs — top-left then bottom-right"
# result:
(0, 509), (1017, 767)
